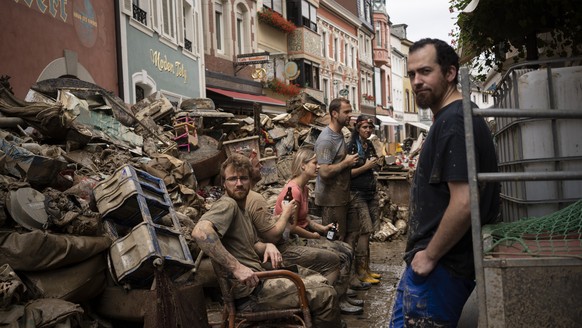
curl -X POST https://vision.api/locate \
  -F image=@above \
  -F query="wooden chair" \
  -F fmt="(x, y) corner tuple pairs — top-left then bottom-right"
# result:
(172, 114), (198, 152)
(209, 260), (312, 328)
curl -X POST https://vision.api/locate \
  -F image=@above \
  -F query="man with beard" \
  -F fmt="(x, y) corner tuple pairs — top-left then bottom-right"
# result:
(388, 38), (500, 327)
(314, 98), (372, 306)
(192, 154), (341, 328)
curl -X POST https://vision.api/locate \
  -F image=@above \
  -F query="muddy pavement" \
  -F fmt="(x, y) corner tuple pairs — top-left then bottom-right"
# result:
(342, 237), (406, 328)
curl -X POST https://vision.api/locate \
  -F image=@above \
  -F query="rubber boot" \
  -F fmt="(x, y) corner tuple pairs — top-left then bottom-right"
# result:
(356, 257), (380, 284)
(365, 256), (382, 279)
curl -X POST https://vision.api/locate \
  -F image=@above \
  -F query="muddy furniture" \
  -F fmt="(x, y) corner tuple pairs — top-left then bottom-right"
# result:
(93, 164), (195, 287)
(95, 282), (209, 328)
(460, 62), (582, 327)
(172, 113), (198, 152)
(92, 164), (201, 326)
(210, 259), (312, 328)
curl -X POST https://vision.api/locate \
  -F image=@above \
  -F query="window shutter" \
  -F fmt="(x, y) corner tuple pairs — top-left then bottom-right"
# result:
(152, 0), (160, 32)
(177, 1), (184, 47)
(122, 0), (132, 15)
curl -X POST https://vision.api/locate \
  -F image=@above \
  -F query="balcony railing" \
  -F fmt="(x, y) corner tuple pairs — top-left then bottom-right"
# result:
(132, 4), (147, 25)
(184, 38), (192, 52)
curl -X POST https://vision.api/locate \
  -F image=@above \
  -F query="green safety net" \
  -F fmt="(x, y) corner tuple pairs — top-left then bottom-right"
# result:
(482, 199), (582, 258)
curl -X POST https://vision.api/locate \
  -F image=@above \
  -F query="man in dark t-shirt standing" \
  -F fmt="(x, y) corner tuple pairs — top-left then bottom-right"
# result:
(389, 38), (500, 327)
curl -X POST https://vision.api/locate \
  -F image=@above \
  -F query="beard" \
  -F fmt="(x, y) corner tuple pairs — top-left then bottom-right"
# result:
(226, 186), (249, 201)
(415, 90), (436, 109)
(415, 78), (448, 109)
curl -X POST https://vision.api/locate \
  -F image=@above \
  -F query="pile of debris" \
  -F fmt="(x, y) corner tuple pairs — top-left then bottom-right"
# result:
(0, 78), (409, 326)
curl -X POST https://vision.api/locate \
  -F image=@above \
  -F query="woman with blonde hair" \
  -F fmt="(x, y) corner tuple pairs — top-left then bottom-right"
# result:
(274, 146), (365, 315)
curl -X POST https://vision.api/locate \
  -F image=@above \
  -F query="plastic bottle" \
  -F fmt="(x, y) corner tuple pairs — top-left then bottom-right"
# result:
(326, 222), (338, 241)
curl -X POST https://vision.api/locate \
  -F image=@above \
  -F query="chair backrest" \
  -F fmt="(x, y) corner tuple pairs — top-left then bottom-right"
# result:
(209, 260), (312, 328)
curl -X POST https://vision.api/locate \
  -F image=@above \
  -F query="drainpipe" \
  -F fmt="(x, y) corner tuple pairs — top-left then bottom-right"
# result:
(114, 0), (124, 100)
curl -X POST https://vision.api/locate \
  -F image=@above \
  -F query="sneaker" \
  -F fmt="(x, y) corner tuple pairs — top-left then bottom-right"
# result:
(346, 297), (364, 306)
(339, 300), (364, 315)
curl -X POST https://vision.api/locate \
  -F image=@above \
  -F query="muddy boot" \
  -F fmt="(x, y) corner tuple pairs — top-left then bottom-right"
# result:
(356, 256), (380, 284)
(365, 256), (382, 279)
(349, 275), (372, 290)
(346, 296), (364, 306)
(339, 298), (364, 315)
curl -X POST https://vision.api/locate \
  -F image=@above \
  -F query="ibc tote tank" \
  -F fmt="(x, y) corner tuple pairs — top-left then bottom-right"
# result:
(499, 66), (582, 220)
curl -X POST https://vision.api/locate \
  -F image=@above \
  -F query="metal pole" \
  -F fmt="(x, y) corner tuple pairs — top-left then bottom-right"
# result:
(461, 67), (488, 327)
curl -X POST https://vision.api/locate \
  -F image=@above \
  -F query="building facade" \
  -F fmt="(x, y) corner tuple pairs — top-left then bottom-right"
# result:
(118, 0), (205, 105)
(1, 0), (118, 99)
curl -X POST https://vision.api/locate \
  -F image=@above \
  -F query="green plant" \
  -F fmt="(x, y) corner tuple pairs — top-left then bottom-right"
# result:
(258, 8), (297, 34)
(450, 0), (582, 77)
(266, 78), (300, 97)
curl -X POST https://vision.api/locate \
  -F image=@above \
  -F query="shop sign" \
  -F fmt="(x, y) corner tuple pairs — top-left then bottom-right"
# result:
(150, 49), (188, 83)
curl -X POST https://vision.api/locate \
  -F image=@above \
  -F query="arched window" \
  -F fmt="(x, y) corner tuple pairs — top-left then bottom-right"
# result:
(132, 70), (157, 103)
(235, 3), (250, 56)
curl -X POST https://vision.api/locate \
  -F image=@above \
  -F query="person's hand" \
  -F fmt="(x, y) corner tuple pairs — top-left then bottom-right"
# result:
(232, 264), (259, 288)
(263, 243), (283, 269)
(364, 158), (377, 170)
(410, 250), (437, 277)
(281, 199), (297, 223)
(345, 153), (359, 167)
(310, 232), (321, 239)
(322, 223), (334, 232)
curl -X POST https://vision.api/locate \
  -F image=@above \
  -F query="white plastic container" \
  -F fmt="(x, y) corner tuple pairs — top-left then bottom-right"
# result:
(498, 66), (582, 220)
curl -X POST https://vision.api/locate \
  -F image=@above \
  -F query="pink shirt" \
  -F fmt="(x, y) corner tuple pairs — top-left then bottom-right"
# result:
(274, 180), (309, 229)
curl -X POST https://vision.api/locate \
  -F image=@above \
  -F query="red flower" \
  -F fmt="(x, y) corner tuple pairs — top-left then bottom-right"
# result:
(267, 78), (300, 96)
(258, 8), (297, 34)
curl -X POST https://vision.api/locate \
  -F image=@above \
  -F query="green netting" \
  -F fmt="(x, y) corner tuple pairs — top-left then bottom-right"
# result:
(483, 199), (582, 258)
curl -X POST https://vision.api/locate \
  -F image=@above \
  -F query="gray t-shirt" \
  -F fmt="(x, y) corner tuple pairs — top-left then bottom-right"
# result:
(314, 126), (351, 206)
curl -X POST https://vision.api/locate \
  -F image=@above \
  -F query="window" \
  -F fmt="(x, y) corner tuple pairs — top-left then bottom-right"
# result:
(334, 37), (338, 61)
(301, 0), (317, 31)
(482, 93), (489, 103)
(131, 0), (149, 26)
(215, 2), (224, 53)
(344, 43), (348, 64)
(237, 13), (244, 55)
(347, 44), (352, 68)
(352, 46), (356, 68)
(263, 0), (283, 13)
(323, 78), (329, 104)
(287, 0), (317, 32)
(375, 22), (382, 47)
(135, 85), (145, 102)
(293, 59), (319, 89)
(161, 0), (176, 41)
(182, 1), (196, 53)
(236, 4), (250, 56)
(360, 0), (372, 25)
(322, 31), (328, 57)
(405, 90), (411, 112)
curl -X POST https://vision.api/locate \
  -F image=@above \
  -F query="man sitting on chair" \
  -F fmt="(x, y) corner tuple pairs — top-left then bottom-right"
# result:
(192, 153), (341, 328)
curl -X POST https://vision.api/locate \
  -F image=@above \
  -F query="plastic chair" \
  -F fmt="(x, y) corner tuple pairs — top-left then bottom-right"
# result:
(209, 260), (312, 328)
(173, 114), (198, 152)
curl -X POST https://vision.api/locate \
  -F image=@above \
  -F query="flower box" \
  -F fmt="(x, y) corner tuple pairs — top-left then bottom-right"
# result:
(258, 8), (296, 34)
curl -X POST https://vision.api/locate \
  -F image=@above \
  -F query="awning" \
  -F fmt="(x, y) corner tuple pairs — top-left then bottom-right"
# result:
(376, 115), (401, 126)
(406, 121), (431, 131)
(207, 87), (286, 106)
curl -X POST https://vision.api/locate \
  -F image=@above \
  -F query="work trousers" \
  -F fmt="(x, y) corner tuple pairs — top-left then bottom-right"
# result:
(244, 267), (341, 328)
